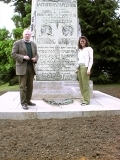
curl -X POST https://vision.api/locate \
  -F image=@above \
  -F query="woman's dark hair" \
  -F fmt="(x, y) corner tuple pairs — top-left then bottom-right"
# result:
(78, 36), (90, 49)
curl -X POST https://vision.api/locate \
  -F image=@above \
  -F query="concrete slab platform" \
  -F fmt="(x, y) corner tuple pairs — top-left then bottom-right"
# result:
(0, 91), (120, 120)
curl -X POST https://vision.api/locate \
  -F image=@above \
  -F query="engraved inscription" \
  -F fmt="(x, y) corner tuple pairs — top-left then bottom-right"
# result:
(34, 0), (77, 80)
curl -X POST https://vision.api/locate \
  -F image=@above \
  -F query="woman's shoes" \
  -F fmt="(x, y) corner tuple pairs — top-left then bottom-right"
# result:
(81, 102), (88, 106)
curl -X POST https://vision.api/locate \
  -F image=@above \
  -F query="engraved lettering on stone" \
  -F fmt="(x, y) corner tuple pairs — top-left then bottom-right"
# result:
(34, 0), (77, 80)
(37, 38), (56, 44)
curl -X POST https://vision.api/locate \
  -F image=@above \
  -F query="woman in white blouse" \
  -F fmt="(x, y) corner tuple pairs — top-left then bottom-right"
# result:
(77, 36), (93, 105)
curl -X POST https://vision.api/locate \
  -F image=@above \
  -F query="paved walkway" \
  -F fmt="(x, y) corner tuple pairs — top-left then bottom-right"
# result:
(0, 91), (120, 120)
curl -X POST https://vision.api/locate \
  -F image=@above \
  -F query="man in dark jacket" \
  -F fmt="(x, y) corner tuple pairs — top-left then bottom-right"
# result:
(11, 29), (39, 110)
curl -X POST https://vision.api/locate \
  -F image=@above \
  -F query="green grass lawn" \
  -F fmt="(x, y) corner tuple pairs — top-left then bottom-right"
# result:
(0, 83), (19, 92)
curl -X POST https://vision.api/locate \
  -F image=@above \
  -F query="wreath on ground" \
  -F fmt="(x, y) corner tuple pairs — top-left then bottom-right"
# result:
(43, 98), (73, 106)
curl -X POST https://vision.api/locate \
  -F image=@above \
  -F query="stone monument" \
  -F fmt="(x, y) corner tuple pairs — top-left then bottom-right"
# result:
(31, 0), (93, 99)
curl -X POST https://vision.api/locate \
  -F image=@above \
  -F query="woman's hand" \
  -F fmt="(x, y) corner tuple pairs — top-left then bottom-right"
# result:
(87, 70), (91, 75)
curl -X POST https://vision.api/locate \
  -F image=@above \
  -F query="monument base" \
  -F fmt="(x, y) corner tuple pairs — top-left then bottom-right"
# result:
(32, 81), (93, 100)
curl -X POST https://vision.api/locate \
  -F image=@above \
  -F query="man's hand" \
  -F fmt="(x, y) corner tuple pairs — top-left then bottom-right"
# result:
(31, 57), (36, 62)
(24, 55), (30, 60)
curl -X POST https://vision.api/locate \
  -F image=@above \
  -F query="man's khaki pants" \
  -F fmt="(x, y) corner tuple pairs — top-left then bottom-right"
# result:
(19, 65), (34, 105)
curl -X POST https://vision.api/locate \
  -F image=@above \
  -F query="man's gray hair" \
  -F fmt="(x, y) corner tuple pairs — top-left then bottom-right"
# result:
(23, 29), (32, 36)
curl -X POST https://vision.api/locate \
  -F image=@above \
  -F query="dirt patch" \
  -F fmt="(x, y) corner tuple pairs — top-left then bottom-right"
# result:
(0, 87), (120, 160)
(93, 85), (120, 99)
(0, 116), (120, 160)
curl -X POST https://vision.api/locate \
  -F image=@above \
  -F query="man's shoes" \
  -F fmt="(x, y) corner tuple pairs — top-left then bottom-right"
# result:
(22, 104), (28, 110)
(27, 101), (36, 106)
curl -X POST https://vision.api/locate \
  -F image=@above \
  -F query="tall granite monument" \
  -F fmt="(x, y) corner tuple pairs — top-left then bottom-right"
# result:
(31, 0), (93, 99)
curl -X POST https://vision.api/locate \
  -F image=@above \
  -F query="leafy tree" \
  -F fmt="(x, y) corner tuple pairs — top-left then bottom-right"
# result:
(0, 1), (32, 84)
(11, 3), (31, 28)
(12, 27), (23, 40)
(0, 0), (32, 28)
(0, 28), (14, 83)
(22, 3), (31, 28)
(77, 0), (120, 83)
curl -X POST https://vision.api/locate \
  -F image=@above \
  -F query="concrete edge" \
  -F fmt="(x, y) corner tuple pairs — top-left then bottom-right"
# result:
(0, 110), (120, 120)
